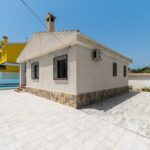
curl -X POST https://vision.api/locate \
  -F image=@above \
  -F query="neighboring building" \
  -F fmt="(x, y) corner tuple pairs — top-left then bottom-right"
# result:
(129, 73), (150, 90)
(17, 13), (132, 108)
(0, 36), (26, 87)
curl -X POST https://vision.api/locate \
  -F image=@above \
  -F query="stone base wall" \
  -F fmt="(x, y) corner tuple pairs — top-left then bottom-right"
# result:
(25, 87), (77, 108)
(77, 86), (129, 108)
(25, 86), (129, 108)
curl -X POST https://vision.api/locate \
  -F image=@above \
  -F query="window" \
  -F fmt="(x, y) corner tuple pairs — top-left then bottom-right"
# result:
(123, 65), (127, 77)
(53, 55), (68, 80)
(24, 63), (26, 73)
(0, 65), (6, 70)
(113, 62), (117, 77)
(31, 62), (39, 79)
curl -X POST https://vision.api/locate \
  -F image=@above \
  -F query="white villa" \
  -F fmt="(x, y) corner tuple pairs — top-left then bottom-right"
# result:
(17, 13), (132, 108)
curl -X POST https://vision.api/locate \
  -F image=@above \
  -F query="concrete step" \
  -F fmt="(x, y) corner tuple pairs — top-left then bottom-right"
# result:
(15, 86), (26, 93)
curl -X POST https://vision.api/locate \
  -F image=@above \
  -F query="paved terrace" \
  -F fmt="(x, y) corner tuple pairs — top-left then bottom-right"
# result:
(0, 90), (150, 150)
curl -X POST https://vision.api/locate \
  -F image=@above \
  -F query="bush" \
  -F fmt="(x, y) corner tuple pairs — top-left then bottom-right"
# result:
(129, 86), (133, 90)
(130, 66), (150, 73)
(142, 87), (150, 92)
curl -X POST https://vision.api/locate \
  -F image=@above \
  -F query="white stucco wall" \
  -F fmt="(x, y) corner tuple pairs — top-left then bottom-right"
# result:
(129, 76), (150, 89)
(20, 63), (26, 86)
(25, 47), (77, 95)
(76, 45), (129, 94)
(24, 44), (129, 95)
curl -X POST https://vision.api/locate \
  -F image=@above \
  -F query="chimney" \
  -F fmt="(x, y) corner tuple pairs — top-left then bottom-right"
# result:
(46, 13), (56, 32)
(3, 36), (8, 44)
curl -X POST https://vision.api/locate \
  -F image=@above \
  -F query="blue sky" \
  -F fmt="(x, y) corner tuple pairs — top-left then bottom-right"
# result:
(0, 0), (150, 68)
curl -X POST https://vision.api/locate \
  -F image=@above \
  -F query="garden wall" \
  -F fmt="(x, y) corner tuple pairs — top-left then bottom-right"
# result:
(129, 73), (150, 90)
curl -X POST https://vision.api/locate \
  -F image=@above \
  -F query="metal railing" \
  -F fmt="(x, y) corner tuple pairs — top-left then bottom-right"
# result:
(0, 72), (19, 88)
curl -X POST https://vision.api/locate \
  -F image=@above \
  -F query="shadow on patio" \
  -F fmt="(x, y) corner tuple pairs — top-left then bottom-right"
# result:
(81, 91), (139, 112)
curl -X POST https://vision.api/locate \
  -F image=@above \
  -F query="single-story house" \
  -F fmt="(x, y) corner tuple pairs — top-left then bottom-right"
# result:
(17, 13), (132, 108)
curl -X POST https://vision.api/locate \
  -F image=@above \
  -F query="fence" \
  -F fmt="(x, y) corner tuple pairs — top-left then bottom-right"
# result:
(0, 72), (19, 88)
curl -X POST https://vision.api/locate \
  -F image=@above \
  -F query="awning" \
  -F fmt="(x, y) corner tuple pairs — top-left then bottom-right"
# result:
(1, 62), (20, 67)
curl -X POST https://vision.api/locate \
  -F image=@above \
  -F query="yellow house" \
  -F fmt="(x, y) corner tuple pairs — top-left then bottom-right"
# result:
(0, 36), (26, 72)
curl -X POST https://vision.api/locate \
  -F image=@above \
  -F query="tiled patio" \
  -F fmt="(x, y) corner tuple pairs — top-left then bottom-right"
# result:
(82, 92), (150, 139)
(0, 90), (149, 150)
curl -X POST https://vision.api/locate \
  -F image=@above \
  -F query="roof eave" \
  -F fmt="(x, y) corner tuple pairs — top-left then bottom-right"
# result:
(77, 33), (133, 64)
(17, 41), (78, 63)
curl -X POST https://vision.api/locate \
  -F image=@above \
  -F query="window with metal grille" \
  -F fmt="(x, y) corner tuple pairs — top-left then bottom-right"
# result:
(113, 62), (117, 77)
(31, 62), (39, 79)
(53, 55), (68, 80)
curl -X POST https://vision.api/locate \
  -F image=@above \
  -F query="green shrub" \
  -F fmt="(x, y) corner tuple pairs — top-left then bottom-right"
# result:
(142, 87), (150, 92)
(130, 66), (150, 73)
(129, 86), (133, 90)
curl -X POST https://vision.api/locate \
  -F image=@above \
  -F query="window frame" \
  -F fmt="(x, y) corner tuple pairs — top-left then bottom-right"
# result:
(123, 65), (127, 77)
(53, 55), (68, 80)
(31, 62), (39, 80)
(113, 62), (117, 77)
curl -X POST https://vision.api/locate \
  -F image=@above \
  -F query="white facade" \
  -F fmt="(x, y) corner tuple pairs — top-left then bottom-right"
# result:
(20, 63), (26, 86)
(22, 44), (129, 95)
(25, 46), (77, 94)
(76, 45), (128, 94)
